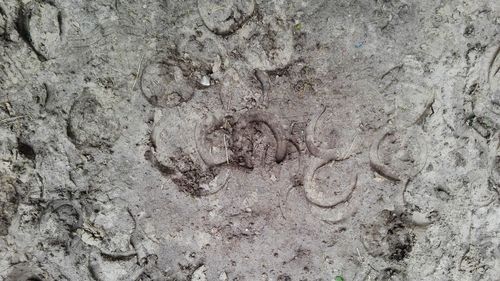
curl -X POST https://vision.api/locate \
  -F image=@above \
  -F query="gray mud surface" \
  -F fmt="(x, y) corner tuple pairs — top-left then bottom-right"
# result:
(0, 0), (499, 280)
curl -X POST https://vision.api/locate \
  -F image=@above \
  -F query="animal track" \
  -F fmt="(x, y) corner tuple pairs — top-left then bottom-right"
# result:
(150, 113), (230, 197)
(89, 247), (147, 281)
(369, 127), (427, 182)
(303, 157), (358, 208)
(233, 110), (289, 164)
(370, 128), (402, 181)
(309, 192), (360, 224)
(194, 108), (360, 222)
(300, 106), (360, 220)
(198, 0), (255, 35)
(195, 110), (292, 169)
(88, 208), (158, 281)
(305, 106), (343, 161)
(176, 27), (227, 71)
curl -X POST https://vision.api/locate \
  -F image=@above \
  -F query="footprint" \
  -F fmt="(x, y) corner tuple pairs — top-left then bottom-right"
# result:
(19, 1), (65, 60)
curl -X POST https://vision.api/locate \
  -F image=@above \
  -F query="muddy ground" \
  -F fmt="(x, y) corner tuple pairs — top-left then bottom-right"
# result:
(0, 0), (499, 280)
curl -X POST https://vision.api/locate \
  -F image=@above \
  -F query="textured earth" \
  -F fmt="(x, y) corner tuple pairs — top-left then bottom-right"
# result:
(0, 0), (499, 280)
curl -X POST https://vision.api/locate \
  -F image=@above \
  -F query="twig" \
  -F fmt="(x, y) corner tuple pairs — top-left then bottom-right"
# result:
(457, 210), (474, 271)
(127, 208), (148, 266)
(218, 91), (225, 110)
(341, 132), (359, 160)
(0, 115), (25, 124)
(254, 69), (270, 106)
(223, 134), (229, 164)
(99, 248), (137, 259)
(131, 52), (145, 91)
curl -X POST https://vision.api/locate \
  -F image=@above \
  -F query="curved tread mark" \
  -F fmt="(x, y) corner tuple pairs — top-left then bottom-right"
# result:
(303, 157), (358, 208)
(305, 106), (343, 161)
(369, 128), (402, 182)
(235, 110), (288, 163)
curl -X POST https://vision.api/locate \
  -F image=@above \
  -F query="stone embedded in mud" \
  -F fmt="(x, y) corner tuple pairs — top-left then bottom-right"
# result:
(200, 75), (211, 87)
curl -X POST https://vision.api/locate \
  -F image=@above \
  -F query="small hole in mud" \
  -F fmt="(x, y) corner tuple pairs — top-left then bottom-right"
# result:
(17, 140), (36, 160)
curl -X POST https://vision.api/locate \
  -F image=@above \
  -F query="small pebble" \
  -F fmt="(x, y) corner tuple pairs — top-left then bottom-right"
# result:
(201, 76), (210, 87)
(219, 272), (228, 281)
